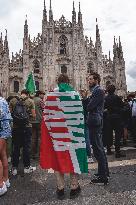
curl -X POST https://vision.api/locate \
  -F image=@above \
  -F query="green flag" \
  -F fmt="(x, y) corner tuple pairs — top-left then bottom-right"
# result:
(25, 72), (36, 94)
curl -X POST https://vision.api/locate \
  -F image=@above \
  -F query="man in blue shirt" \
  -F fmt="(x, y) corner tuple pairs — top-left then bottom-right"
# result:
(87, 72), (109, 185)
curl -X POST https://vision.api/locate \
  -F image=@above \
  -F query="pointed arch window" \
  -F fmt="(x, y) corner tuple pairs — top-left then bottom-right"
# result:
(33, 59), (40, 74)
(14, 81), (19, 93)
(61, 65), (67, 74)
(59, 35), (68, 55)
(87, 62), (94, 73)
(35, 81), (39, 90)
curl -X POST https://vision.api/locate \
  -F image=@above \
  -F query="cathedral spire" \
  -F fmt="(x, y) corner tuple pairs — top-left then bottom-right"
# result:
(118, 36), (123, 60)
(0, 32), (2, 41)
(72, 1), (76, 24)
(95, 18), (102, 58)
(49, 0), (53, 23)
(0, 32), (3, 52)
(43, 0), (47, 22)
(119, 36), (122, 51)
(114, 36), (116, 45)
(4, 29), (9, 54)
(73, 1), (75, 12)
(24, 15), (28, 39)
(113, 36), (118, 58)
(50, 0), (51, 10)
(78, 2), (82, 26)
(90, 37), (93, 46)
(96, 18), (100, 41)
(109, 51), (111, 61)
(44, 0), (46, 9)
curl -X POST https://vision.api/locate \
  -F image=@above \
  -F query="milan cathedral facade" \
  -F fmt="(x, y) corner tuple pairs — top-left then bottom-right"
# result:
(0, 1), (127, 97)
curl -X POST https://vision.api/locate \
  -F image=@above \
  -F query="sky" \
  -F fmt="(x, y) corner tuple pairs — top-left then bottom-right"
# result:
(0, 0), (136, 91)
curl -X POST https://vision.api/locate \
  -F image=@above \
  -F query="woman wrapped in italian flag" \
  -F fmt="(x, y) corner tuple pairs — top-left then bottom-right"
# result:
(40, 74), (88, 200)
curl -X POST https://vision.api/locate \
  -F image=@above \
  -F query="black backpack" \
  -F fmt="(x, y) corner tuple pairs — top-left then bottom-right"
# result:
(12, 98), (29, 127)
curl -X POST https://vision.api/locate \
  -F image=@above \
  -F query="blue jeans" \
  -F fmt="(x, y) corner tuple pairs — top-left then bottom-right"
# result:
(84, 124), (91, 157)
(12, 127), (32, 168)
(89, 126), (109, 178)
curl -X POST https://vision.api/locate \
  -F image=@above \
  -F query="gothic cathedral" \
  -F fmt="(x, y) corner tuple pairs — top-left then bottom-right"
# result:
(0, 1), (127, 97)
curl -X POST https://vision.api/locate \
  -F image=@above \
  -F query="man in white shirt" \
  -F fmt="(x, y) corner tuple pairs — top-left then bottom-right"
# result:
(128, 94), (136, 146)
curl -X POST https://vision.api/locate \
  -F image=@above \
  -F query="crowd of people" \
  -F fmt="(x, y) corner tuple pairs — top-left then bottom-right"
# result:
(0, 72), (135, 199)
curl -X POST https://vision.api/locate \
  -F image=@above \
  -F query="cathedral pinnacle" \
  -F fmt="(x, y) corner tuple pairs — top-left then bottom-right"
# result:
(109, 51), (111, 60)
(50, 0), (52, 10)
(0, 32), (3, 52)
(119, 36), (122, 50)
(96, 18), (100, 41)
(4, 29), (9, 54)
(44, 0), (46, 10)
(43, 0), (47, 22)
(24, 15), (28, 38)
(72, 1), (76, 24)
(78, 2), (82, 26)
(0, 32), (2, 41)
(73, 1), (75, 12)
(49, 0), (53, 23)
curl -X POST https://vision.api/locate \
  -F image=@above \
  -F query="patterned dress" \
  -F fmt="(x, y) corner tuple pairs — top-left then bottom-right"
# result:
(0, 97), (12, 139)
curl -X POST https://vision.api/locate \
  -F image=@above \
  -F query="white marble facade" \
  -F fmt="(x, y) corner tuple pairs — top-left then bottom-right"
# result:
(0, 1), (127, 98)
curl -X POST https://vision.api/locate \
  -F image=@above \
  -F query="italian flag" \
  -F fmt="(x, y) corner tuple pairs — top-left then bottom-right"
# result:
(40, 83), (88, 174)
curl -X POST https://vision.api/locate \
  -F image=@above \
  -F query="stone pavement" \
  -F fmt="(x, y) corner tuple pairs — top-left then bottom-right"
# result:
(0, 149), (136, 205)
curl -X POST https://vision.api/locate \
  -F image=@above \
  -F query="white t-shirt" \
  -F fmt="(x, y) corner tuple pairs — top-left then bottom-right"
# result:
(129, 99), (136, 117)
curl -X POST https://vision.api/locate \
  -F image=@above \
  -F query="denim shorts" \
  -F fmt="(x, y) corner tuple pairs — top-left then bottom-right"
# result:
(0, 135), (11, 140)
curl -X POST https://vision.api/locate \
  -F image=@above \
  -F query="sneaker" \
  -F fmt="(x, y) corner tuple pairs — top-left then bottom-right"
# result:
(24, 166), (36, 174)
(12, 168), (18, 176)
(70, 185), (81, 199)
(94, 173), (99, 177)
(94, 173), (110, 178)
(88, 157), (94, 163)
(56, 188), (65, 200)
(91, 177), (108, 185)
(0, 182), (7, 196)
(5, 179), (10, 188)
(104, 147), (107, 153)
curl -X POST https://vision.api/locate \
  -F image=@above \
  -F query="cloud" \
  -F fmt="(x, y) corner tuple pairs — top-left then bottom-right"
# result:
(0, 0), (136, 91)
(0, 0), (20, 17)
(127, 61), (136, 80)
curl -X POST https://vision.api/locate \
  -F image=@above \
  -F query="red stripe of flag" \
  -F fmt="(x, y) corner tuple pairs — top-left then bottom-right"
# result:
(40, 120), (74, 173)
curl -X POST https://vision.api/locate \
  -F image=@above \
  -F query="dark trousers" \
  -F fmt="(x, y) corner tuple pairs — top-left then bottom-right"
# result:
(106, 115), (123, 153)
(131, 116), (136, 143)
(12, 127), (32, 168)
(32, 123), (41, 156)
(89, 126), (109, 178)
(84, 124), (91, 157)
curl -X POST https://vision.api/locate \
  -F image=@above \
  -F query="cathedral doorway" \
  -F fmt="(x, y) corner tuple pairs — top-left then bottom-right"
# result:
(14, 81), (19, 93)
(33, 59), (40, 74)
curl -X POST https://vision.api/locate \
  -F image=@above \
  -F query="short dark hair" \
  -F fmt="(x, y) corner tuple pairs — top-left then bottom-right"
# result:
(89, 72), (101, 84)
(35, 90), (45, 97)
(107, 84), (116, 94)
(57, 74), (70, 84)
(21, 89), (30, 96)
